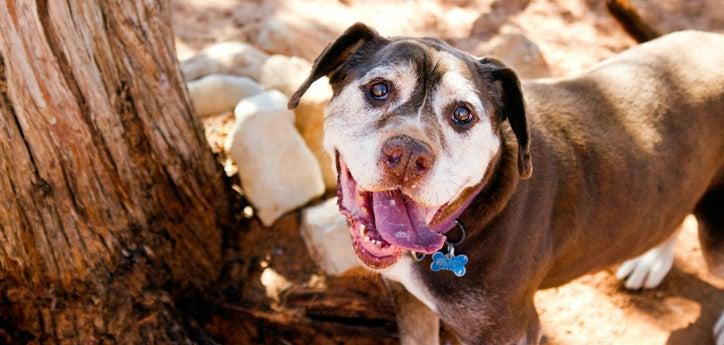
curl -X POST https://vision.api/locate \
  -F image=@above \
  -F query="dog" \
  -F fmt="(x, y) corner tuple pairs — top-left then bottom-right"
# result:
(288, 21), (724, 345)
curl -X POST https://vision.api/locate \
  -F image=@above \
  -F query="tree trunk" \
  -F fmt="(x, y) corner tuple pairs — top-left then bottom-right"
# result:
(0, 0), (230, 343)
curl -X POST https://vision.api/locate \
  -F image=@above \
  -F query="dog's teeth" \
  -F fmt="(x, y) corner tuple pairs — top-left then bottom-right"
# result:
(359, 226), (364, 237)
(364, 236), (371, 242)
(374, 240), (381, 246)
(389, 200), (396, 207)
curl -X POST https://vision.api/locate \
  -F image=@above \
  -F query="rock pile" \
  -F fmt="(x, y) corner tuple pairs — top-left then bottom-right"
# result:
(181, 41), (269, 81)
(181, 38), (350, 275)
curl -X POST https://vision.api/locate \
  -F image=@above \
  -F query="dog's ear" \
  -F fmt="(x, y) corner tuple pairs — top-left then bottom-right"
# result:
(288, 23), (384, 110)
(479, 57), (532, 179)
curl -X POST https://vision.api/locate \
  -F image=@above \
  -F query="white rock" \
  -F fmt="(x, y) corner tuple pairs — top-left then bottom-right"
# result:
(459, 33), (550, 79)
(300, 198), (359, 276)
(255, 15), (337, 61)
(259, 55), (314, 97)
(259, 55), (337, 190)
(294, 89), (337, 191)
(225, 90), (325, 226)
(486, 34), (550, 79)
(181, 41), (269, 81)
(187, 75), (263, 117)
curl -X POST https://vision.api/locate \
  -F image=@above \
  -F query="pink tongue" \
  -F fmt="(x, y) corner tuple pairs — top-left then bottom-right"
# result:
(372, 191), (446, 254)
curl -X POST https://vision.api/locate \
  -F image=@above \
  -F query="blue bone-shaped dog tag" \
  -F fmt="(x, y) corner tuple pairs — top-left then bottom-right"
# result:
(430, 251), (468, 277)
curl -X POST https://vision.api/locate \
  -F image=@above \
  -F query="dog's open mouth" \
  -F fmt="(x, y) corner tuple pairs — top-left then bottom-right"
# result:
(336, 153), (467, 269)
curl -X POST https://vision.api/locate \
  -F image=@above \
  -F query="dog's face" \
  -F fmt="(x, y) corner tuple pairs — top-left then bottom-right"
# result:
(289, 23), (531, 269)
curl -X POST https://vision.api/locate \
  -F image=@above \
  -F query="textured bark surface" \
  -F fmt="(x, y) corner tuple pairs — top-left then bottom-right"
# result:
(0, 0), (230, 343)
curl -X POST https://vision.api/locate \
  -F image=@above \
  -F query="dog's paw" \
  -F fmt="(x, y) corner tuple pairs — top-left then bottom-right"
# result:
(615, 234), (677, 290)
(715, 311), (724, 345)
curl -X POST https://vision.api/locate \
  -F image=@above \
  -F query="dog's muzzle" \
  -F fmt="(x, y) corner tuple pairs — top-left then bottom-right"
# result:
(380, 135), (435, 185)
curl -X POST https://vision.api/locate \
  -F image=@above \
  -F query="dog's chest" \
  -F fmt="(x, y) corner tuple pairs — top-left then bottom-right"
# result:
(381, 256), (440, 313)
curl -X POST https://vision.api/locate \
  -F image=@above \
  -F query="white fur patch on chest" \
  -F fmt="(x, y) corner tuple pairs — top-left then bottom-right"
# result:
(381, 255), (439, 313)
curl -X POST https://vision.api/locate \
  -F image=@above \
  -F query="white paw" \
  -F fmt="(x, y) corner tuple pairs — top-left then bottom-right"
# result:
(615, 234), (677, 290)
(715, 311), (724, 345)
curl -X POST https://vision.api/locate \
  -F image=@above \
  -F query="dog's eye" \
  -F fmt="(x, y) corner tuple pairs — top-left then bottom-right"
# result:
(452, 105), (474, 124)
(369, 82), (389, 100)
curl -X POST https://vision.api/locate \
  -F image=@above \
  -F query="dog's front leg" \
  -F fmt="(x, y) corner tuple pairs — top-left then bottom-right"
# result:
(383, 278), (440, 345)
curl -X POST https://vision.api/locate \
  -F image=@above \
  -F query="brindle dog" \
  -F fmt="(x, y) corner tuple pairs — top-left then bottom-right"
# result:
(289, 23), (724, 345)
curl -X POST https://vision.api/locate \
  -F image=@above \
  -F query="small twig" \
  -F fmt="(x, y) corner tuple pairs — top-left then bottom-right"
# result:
(606, 0), (661, 43)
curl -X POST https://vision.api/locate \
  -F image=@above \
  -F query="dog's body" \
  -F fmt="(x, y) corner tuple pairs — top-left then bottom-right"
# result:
(290, 27), (724, 345)
(386, 31), (724, 344)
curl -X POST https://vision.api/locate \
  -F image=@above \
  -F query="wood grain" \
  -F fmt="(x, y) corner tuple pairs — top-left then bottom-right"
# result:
(0, 0), (230, 342)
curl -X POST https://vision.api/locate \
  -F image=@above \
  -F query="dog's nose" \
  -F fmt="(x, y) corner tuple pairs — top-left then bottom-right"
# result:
(381, 135), (434, 183)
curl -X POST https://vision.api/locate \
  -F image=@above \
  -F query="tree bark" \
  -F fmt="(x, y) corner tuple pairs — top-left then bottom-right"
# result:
(0, 0), (230, 343)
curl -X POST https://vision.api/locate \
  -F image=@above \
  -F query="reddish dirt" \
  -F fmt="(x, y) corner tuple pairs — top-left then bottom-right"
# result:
(203, 209), (723, 345)
(176, 1), (724, 344)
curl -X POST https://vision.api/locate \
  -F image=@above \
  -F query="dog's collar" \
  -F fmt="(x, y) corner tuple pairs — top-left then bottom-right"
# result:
(411, 219), (469, 277)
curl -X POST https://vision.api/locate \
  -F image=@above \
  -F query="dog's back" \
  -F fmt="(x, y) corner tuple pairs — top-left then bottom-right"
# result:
(520, 31), (724, 286)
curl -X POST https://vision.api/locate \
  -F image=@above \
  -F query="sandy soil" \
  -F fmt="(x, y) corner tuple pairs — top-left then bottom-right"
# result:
(173, 1), (724, 344)
(536, 216), (724, 345)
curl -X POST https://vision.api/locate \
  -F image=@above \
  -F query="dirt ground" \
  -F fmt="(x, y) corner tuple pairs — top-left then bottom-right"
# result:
(172, 1), (724, 344)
